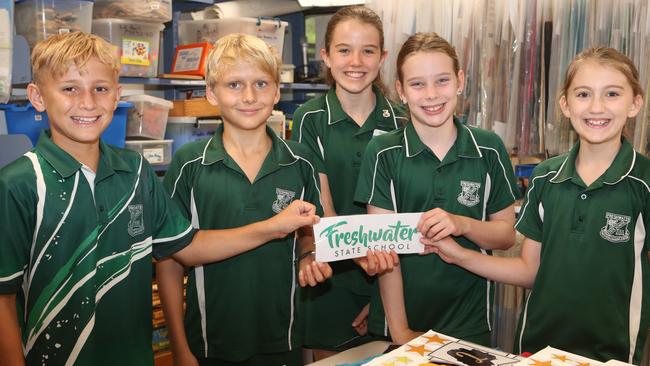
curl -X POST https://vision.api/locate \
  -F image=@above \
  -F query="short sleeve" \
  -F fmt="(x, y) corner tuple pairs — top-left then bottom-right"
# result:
(298, 148), (324, 217)
(485, 136), (522, 214)
(514, 165), (546, 243)
(145, 160), (195, 260)
(354, 139), (395, 211)
(0, 166), (35, 294)
(291, 106), (325, 173)
(162, 147), (194, 219)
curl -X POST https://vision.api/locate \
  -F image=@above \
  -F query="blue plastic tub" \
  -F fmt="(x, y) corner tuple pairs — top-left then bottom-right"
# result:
(515, 164), (537, 178)
(1, 101), (133, 148)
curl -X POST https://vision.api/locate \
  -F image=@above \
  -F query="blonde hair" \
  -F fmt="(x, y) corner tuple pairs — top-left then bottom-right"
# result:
(396, 32), (460, 83)
(322, 5), (386, 93)
(205, 33), (281, 89)
(31, 32), (119, 84)
(560, 46), (644, 99)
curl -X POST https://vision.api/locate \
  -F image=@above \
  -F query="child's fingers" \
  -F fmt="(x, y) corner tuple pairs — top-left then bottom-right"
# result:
(311, 262), (325, 283)
(318, 262), (333, 279)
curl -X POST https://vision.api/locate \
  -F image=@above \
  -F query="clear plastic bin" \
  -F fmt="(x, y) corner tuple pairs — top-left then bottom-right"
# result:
(125, 139), (172, 165)
(93, 0), (171, 23)
(178, 17), (288, 54)
(92, 18), (164, 77)
(122, 94), (173, 140)
(267, 114), (285, 139)
(15, 0), (93, 49)
(0, 0), (13, 103)
(165, 116), (221, 154)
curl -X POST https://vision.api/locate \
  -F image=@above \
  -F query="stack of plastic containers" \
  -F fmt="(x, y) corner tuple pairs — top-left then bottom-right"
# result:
(91, 0), (171, 78)
(122, 94), (174, 166)
(14, 0), (93, 49)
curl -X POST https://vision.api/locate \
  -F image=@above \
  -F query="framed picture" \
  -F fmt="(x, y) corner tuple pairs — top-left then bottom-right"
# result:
(171, 42), (213, 76)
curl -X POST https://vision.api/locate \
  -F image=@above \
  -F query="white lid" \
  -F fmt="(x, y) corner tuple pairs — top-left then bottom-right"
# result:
(122, 94), (173, 109)
(281, 64), (295, 70)
(179, 17), (287, 27)
(92, 18), (165, 31)
(125, 139), (173, 145)
(167, 116), (197, 124)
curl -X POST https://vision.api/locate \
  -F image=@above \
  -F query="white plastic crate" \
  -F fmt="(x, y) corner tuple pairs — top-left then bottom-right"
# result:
(122, 94), (173, 140)
(178, 17), (288, 54)
(93, 0), (172, 23)
(125, 139), (172, 165)
(15, 0), (93, 49)
(92, 18), (164, 77)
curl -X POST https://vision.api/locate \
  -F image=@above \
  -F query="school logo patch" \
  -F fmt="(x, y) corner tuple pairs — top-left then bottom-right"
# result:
(382, 109), (390, 118)
(127, 204), (145, 237)
(457, 180), (481, 207)
(600, 212), (631, 243)
(272, 188), (295, 213)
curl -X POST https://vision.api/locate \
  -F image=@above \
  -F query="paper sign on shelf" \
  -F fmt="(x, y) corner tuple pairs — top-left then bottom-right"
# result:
(313, 212), (425, 262)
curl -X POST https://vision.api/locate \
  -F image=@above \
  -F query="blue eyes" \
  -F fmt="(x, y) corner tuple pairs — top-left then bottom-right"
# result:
(61, 86), (110, 94)
(574, 91), (621, 98)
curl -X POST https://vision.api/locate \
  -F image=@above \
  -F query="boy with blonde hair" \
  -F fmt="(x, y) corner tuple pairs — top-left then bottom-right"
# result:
(156, 33), (330, 366)
(0, 32), (318, 366)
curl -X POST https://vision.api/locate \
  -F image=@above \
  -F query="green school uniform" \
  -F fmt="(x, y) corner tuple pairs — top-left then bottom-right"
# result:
(354, 118), (520, 345)
(514, 139), (650, 363)
(0, 131), (195, 366)
(163, 125), (323, 363)
(292, 85), (407, 349)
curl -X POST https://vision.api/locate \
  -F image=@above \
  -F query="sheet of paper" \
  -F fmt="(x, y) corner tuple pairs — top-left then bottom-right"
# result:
(313, 212), (424, 262)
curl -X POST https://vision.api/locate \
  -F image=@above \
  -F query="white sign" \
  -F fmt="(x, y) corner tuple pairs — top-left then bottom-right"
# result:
(313, 213), (425, 262)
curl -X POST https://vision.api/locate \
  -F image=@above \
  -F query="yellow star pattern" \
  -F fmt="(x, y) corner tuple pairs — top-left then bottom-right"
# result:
(407, 343), (428, 356)
(528, 359), (553, 366)
(422, 334), (450, 344)
(552, 354), (568, 362)
(396, 356), (411, 363)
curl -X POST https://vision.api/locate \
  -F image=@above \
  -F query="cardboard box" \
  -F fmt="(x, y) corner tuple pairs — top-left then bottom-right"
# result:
(169, 98), (220, 117)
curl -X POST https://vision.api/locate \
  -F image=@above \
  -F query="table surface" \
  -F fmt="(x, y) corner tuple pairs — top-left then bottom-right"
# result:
(307, 341), (392, 366)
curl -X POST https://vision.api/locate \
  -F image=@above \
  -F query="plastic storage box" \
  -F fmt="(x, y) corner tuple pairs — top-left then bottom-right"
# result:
(15, 0), (93, 49)
(0, 101), (133, 148)
(178, 17), (288, 53)
(93, 0), (171, 23)
(0, 0), (13, 103)
(267, 114), (285, 139)
(125, 139), (172, 165)
(92, 19), (164, 77)
(165, 116), (221, 154)
(122, 95), (173, 140)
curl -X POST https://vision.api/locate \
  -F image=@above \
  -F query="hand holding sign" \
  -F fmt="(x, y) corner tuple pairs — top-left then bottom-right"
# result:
(313, 213), (425, 262)
(353, 249), (399, 276)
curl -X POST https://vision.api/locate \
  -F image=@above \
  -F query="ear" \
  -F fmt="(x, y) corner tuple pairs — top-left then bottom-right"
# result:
(27, 83), (47, 112)
(627, 94), (644, 118)
(559, 95), (571, 118)
(378, 49), (388, 68)
(320, 48), (331, 69)
(113, 84), (122, 110)
(273, 85), (281, 105)
(457, 69), (466, 94)
(395, 79), (405, 103)
(206, 85), (219, 107)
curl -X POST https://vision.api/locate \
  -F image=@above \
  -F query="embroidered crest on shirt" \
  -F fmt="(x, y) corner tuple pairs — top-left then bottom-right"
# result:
(127, 204), (145, 237)
(457, 180), (481, 207)
(272, 188), (296, 213)
(382, 109), (390, 118)
(600, 212), (631, 243)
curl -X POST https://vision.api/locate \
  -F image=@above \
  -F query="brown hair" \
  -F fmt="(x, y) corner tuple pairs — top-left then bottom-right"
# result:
(31, 32), (119, 84)
(322, 5), (386, 92)
(560, 46), (644, 99)
(396, 32), (460, 83)
(205, 33), (281, 89)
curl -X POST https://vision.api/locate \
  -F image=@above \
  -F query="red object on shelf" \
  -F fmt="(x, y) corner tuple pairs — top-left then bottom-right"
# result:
(171, 42), (213, 76)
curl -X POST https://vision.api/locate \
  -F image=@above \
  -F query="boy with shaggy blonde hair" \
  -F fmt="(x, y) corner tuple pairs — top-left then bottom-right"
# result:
(0, 32), (318, 366)
(156, 33), (330, 366)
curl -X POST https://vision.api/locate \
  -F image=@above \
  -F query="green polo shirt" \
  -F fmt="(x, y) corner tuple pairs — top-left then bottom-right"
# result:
(514, 139), (650, 363)
(163, 125), (323, 362)
(354, 118), (520, 341)
(292, 85), (407, 293)
(0, 130), (195, 366)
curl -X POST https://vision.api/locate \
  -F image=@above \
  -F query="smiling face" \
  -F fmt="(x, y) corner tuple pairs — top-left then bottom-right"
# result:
(321, 18), (386, 97)
(206, 61), (280, 132)
(559, 60), (643, 149)
(27, 57), (121, 150)
(396, 51), (464, 129)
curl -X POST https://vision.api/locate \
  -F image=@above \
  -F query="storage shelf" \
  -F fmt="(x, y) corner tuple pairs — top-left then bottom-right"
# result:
(119, 77), (329, 91)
